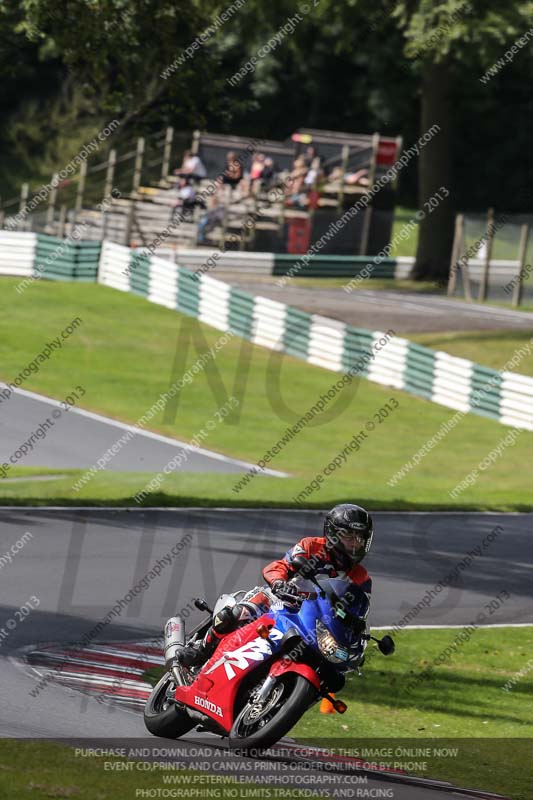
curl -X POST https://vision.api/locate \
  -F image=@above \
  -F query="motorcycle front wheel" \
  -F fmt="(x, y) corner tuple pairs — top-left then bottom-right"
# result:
(229, 673), (317, 750)
(144, 672), (195, 739)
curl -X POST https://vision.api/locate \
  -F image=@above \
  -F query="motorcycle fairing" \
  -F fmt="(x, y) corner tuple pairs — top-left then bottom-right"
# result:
(268, 657), (321, 689)
(173, 586), (367, 731)
(174, 613), (285, 730)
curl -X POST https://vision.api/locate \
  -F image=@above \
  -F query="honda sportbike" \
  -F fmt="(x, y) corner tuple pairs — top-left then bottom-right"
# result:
(144, 557), (394, 749)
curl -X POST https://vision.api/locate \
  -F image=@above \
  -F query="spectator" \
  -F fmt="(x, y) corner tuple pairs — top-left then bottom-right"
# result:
(171, 177), (201, 223)
(260, 157), (275, 190)
(304, 156), (322, 189)
(302, 145), (318, 168)
(178, 177), (197, 210)
(327, 166), (344, 183)
(250, 153), (265, 181)
(175, 150), (207, 180)
(222, 151), (243, 188)
(249, 153), (266, 194)
(345, 168), (370, 187)
(285, 156), (308, 206)
(197, 195), (224, 243)
(327, 165), (369, 188)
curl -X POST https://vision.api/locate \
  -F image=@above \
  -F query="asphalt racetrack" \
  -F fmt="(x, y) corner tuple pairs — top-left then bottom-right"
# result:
(0, 387), (284, 475)
(1, 507), (530, 799)
(226, 278), (533, 333)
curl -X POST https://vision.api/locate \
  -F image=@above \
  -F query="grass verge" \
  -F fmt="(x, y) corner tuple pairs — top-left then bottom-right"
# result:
(294, 626), (533, 799)
(409, 330), (533, 377)
(2, 466), (533, 510)
(390, 207), (419, 258)
(1, 279), (533, 509)
(0, 739), (310, 800)
(390, 206), (531, 263)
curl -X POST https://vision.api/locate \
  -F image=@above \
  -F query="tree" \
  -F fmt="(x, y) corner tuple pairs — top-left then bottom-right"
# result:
(277, 0), (533, 281)
(5, 0), (533, 270)
(392, 0), (533, 281)
(0, 5), (65, 194)
(17, 0), (237, 132)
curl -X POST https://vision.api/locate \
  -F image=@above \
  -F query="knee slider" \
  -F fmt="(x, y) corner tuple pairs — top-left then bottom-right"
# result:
(213, 605), (238, 634)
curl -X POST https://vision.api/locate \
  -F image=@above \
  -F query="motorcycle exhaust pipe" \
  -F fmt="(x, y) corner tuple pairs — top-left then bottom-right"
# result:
(164, 616), (185, 669)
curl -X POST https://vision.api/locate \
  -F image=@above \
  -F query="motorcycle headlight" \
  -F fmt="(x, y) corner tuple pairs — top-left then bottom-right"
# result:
(315, 620), (350, 664)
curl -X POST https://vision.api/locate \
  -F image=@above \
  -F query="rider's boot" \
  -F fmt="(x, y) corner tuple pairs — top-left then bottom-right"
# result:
(176, 606), (238, 668)
(176, 629), (218, 667)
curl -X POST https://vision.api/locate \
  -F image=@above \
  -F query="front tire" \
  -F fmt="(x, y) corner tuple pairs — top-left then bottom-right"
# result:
(229, 674), (317, 750)
(144, 672), (194, 739)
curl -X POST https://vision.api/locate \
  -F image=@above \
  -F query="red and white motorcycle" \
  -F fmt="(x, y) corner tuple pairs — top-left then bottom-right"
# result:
(145, 568), (394, 749)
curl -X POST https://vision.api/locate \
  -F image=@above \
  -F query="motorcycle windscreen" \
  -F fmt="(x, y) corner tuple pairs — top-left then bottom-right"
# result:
(326, 578), (369, 611)
(324, 580), (370, 647)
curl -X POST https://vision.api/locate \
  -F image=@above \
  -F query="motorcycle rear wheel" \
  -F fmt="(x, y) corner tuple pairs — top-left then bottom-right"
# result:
(229, 674), (317, 750)
(144, 672), (194, 739)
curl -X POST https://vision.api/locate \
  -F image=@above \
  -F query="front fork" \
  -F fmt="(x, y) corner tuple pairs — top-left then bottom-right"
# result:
(255, 674), (277, 704)
(267, 654), (347, 714)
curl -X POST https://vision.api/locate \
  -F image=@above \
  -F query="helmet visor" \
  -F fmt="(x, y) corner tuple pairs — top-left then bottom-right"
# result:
(337, 530), (366, 557)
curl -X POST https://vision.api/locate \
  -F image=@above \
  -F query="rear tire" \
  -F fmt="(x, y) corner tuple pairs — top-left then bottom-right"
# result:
(229, 674), (317, 751)
(144, 672), (194, 739)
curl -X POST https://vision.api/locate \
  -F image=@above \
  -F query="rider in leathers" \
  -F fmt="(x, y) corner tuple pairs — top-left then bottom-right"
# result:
(176, 503), (373, 668)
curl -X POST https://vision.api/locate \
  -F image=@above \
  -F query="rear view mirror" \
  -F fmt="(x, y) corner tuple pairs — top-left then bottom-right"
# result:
(194, 598), (212, 614)
(378, 635), (395, 656)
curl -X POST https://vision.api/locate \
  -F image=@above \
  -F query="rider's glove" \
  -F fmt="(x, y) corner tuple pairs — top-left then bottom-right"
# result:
(271, 580), (301, 608)
(271, 579), (290, 596)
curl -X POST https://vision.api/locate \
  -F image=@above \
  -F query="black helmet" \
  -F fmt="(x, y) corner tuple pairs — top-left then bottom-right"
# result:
(324, 504), (373, 568)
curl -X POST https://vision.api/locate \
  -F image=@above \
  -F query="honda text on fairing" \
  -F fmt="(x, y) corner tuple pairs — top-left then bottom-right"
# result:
(144, 568), (394, 749)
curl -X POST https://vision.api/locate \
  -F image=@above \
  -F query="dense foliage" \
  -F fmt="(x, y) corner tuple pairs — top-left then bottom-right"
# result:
(2, 0), (532, 276)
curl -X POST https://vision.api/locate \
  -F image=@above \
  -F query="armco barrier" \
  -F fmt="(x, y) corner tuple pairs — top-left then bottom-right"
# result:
(1, 231), (532, 430)
(272, 253), (406, 279)
(156, 248), (275, 276)
(35, 235), (101, 282)
(0, 231), (101, 282)
(98, 241), (533, 431)
(0, 230), (36, 277)
(150, 248), (413, 279)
